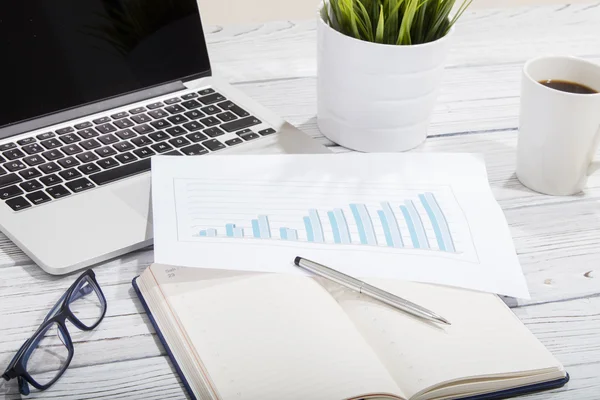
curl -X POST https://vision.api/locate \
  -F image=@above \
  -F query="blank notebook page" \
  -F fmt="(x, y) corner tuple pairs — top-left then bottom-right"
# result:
(326, 279), (562, 400)
(154, 269), (404, 400)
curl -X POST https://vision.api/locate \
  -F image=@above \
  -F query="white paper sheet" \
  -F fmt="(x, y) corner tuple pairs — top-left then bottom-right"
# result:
(152, 153), (529, 299)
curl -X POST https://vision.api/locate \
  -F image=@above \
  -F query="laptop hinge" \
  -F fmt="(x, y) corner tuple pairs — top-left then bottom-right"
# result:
(0, 81), (187, 139)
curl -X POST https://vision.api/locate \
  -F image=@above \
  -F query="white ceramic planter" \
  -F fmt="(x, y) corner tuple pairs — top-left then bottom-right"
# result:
(317, 9), (454, 152)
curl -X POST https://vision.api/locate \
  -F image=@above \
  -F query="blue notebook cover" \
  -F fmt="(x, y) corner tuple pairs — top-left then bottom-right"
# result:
(132, 276), (569, 400)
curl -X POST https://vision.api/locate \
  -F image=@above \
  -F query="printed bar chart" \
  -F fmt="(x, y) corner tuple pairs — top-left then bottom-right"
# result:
(193, 193), (458, 254)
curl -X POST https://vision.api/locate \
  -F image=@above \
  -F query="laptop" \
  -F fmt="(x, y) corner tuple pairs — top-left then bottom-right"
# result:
(0, 0), (328, 275)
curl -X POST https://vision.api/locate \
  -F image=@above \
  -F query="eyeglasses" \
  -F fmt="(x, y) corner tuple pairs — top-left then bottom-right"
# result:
(2, 269), (107, 395)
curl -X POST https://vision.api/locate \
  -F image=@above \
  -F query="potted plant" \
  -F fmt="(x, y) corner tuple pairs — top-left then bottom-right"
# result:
(317, 0), (472, 152)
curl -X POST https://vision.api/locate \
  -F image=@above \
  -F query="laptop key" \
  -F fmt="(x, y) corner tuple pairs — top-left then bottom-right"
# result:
(22, 143), (45, 155)
(3, 149), (25, 160)
(114, 118), (135, 129)
(97, 157), (120, 169)
(164, 97), (181, 104)
(199, 92), (225, 105)
(198, 88), (215, 96)
(180, 144), (208, 156)
(95, 147), (117, 158)
(80, 139), (101, 150)
(46, 185), (71, 199)
(76, 152), (99, 163)
(78, 163), (101, 175)
(0, 143), (16, 151)
(96, 123), (117, 134)
(240, 132), (260, 141)
(58, 157), (80, 169)
(132, 124), (153, 135)
(225, 138), (243, 146)
(201, 105), (220, 115)
(182, 99), (201, 109)
(131, 113), (152, 124)
(164, 105), (185, 115)
(5, 196), (31, 211)
(20, 179), (43, 192)
(60, 133), (81, 145)
(19, 168), (42, 180)
(217, 112), (237, 122)
(199, 116), (220, 127)
(146, 102), (164, 109)
(131, 136), (152, 147)
(42, 149), (64, 161)
(0, 185), (23, 200)
(221, 116), (261, 133)
(59, 168), (82, 180)
(150, 119), (171, 129)
(218, 101), (250, 117)
(40, 174), (63, 186)
(167, 114), (189, 125)
(0, 174), (22, 188)
(166, 126), (188, 137)
(149, 131), (169, 142)
(133, 147), (155, 158)
(202, 139), (226, 152)
(115, 152), (137, 164)
(115, 129), (137, 140)
(148, 109), (169, 119)
(74, 122), (93, 130)
(26, 190), (51, 205)
(23, 155), (45, 166)
(129, 107), (147, 114)
(259, 128), (276, 136)
(62, 144), (83, 156)
(151, 142), (172, 153)
(89, 158), (151, 185)
(0, 156), (5, 164)
(111, 111), (129, 120)
(93, 116), (111, 125)
(77, 128), (99, 139)
(184, 110), (205, 120)
(169, 137), (191, 148)
(182, 121), (203, 132)
(181, 93), (198, 100)
(41, 138), (62, 149)
(113, 141), (134, 152)
(37, 132), (56, 140)
(65, 177), (95, 193)
(203, 127), (225, 138)
(5, 161), (26, 172)
(38, 162), (60, 174)
(186, 132), (208, 143)
(17, 137), (36, 146)
(55, 127), (74, 135)
(98, 134), (119, 145)
(0, 166), (5, 176)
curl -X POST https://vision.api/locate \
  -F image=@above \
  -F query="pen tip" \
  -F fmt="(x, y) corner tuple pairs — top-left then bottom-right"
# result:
(439, 317), (451, 326)
(294, 256), (302, 266)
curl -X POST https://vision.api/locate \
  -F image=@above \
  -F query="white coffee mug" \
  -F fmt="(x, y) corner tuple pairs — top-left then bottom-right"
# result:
(516, 56), (600, 195)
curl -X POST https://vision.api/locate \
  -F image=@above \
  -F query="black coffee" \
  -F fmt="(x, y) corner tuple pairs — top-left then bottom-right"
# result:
(539, 79), (598, 94)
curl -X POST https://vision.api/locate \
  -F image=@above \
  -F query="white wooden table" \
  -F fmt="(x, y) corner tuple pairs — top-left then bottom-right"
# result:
(2, 3), (600, 399)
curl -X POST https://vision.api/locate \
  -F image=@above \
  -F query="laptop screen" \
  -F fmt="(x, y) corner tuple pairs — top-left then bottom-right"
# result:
(0, 0), (211, 129)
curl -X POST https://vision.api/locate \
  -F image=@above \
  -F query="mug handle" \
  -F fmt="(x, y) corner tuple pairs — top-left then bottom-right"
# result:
(588, 124), (600, 176)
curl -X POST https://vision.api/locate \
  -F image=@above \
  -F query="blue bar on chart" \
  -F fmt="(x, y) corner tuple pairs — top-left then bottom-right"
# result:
(400, 200), (429, 249)
(380, 202), (403, 248)
(333, 208), (351, 244)
(303, 217), (314, 242)
(308, 209), (324, 243)
(199, 230), (207, 237)
(280, 227), (288, 240)
(251, 219), (260, 238)
(287, 228), (298, 241)
(419, 193), (455, 252)
(377, 210), (394, 247)
(327, 211), (341, 244)
(206, 228), (217, 237)
(233, 227), (244, 238)
(226, 224), (236, 237)
(258, 215), (271, 239)
(350, 204), (377, 245)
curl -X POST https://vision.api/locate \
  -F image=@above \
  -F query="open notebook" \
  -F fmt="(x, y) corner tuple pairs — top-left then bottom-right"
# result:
(133, 264), (568, 400)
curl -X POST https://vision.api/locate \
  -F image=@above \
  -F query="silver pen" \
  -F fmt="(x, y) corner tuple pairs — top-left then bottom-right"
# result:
(294, 257), (451, 325)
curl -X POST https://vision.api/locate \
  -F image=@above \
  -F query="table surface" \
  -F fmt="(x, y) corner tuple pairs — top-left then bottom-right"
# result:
(2, 3), (600, 399)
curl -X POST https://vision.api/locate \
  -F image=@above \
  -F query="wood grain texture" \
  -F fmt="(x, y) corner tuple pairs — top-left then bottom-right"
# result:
(1, 3), (599, 399)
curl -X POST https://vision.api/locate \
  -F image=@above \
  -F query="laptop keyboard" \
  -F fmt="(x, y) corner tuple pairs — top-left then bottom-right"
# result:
(0, 88), (277, 212)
